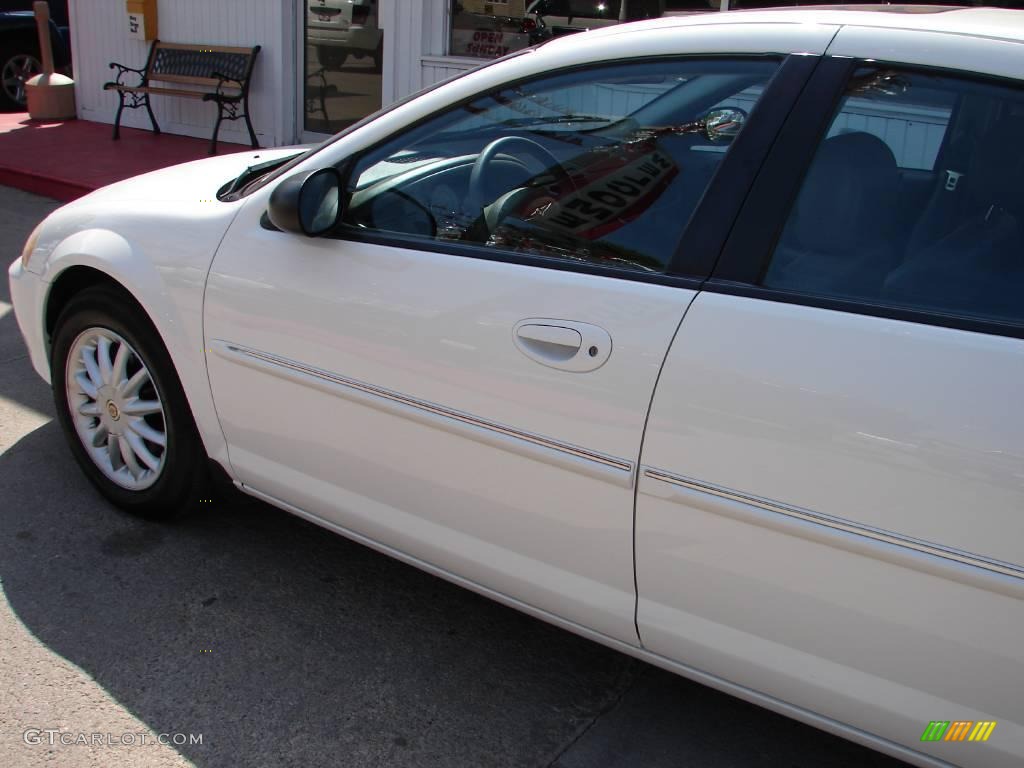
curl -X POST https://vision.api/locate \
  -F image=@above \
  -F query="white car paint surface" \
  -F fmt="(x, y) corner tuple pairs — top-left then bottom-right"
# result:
(10, 148), (305, 469)
(9, 9), (1024, 768)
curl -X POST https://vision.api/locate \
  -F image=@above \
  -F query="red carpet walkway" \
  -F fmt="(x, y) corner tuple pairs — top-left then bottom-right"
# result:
(0, 113), (250, 202)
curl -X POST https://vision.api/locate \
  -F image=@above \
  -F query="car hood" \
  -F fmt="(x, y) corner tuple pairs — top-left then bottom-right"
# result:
(27, 147), (310, 280)
(69, 147), (308, 207)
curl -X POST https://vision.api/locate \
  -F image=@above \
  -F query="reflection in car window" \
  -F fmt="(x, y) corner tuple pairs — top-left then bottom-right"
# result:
(825, 73), (955, 171)
(342, 58), (779, 273)
(762, 68), (1024, 327)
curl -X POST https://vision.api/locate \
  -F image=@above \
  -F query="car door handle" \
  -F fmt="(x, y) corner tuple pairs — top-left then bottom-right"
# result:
(513, 319), (612, 373)
(516, 324), (582, 358)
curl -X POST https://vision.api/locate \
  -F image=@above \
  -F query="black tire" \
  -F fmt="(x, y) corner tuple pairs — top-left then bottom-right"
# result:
(316, 45), (347, 71)
(50, 285), (209, 519)
(0, 38), (42, 111)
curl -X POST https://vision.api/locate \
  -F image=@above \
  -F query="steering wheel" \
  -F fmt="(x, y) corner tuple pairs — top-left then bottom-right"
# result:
(465, 136), (574, 237)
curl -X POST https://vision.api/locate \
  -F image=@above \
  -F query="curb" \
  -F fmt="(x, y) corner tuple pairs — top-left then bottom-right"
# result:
(0, 167), (93, 202)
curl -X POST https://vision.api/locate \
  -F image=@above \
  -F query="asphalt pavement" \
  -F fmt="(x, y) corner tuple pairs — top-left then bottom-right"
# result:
(0, 184), (910, 768)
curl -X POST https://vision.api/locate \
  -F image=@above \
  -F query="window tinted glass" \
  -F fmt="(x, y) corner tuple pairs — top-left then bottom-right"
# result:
(762, 68), (1024, 326)
(343, 58), (779, 274)
(824, 77), (954, 171)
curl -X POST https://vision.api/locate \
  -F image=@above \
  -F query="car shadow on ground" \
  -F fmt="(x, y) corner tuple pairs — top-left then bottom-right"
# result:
(0, 415), (910, 768)
(0, 418), (638, 767)
(0, 313), (55, 427)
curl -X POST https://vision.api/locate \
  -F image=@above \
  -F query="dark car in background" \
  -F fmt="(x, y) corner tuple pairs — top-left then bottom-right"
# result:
(0, 0), (70, 110)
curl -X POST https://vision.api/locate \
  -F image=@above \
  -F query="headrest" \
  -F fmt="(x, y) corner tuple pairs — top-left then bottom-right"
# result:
(787, 132), (898, 253)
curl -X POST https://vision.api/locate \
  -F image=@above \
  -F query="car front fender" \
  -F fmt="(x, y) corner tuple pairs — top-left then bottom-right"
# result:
(37, 217), (235, 473)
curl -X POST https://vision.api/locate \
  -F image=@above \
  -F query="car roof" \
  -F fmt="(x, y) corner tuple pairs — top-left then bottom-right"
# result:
(541, 6), (1024, 46)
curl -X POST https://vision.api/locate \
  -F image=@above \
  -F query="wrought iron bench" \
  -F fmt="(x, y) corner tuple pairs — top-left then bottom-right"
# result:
(104, 41), (261, 154)
(306, 67), (338, 124)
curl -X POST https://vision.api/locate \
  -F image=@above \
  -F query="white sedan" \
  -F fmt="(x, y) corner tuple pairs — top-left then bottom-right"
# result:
(9, 8), (1024, 767)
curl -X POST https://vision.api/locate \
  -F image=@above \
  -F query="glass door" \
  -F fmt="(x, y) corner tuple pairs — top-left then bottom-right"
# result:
(302, 0), (384, 140)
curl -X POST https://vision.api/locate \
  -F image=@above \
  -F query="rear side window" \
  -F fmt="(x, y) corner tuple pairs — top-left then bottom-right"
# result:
(760, 67), (1024, 328)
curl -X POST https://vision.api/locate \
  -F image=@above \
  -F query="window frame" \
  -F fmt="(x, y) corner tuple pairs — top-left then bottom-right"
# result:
(324, 53), (820, 288)
(710, 57), (1024, 340)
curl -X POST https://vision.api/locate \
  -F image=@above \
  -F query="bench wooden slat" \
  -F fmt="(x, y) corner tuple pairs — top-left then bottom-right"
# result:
(111, 86), (233, 99)
(153, 42), (257, 56)
(148, 73), (230, 88)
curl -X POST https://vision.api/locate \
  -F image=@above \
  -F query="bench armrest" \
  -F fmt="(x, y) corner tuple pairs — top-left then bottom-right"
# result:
(106, 61), (147, 88)
(211, 71), (245, 99)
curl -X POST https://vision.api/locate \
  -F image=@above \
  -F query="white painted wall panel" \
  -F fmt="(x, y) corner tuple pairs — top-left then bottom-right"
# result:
(384, 0), (483, 103)
(382, 0), (452, 104)
(420, 56), (477, 92)
(70, 0), (294, 147)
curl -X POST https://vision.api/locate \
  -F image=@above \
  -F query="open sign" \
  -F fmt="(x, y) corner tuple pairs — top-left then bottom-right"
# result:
(451, 28), (530, 59)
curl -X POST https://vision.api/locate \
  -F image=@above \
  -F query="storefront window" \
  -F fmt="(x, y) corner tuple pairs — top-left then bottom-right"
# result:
(449, 0), (719, 60)
(304, 1), (384, 135)
(450, 1), (537, 59)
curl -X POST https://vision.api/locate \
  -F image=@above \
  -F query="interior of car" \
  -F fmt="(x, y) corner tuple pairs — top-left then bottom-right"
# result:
(764, 68), (1024, 325)
(341, 60), (778, 272)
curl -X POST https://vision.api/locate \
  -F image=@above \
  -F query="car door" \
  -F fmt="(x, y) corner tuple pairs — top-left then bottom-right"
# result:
(636, 30), (1024, 767)
(203, 43), (818, 645)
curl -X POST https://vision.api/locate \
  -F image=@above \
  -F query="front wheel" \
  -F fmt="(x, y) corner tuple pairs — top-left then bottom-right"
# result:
(51, 286), (209, 519)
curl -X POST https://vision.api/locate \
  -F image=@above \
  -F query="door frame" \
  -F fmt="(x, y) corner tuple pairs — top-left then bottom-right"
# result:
(297, 0), (395, 144)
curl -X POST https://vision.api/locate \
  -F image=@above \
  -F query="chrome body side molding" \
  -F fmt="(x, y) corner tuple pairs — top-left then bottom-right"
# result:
(211, 340), (634, 487)
(642, 467), (1024, 598)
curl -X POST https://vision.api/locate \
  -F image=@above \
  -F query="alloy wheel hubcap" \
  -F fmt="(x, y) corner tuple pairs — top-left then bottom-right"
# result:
(2, 54), (41, 105)
(65, 328), (168, 491)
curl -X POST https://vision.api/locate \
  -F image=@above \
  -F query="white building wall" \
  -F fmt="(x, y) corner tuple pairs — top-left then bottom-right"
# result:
(382, 0), (479, 104)
(419, 54), (478, 90)
(380, 0), (424, 105)
(69, 0), (295, 147)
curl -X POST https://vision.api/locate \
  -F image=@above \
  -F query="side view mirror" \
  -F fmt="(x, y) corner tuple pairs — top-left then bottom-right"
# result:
(267, 168), (343, 236)
(702, 107), (747, 143)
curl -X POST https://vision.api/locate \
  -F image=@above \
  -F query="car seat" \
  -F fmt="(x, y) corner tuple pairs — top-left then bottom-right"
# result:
(763, 131), (900, 299)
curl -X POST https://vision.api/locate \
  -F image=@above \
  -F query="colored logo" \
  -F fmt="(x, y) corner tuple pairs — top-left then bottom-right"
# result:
(921, 721), (997, 742)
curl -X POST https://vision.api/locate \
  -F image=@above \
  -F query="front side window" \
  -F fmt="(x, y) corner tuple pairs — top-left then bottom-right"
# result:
(341, 58), (779, 273)
(761, 67), (1024, 327)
